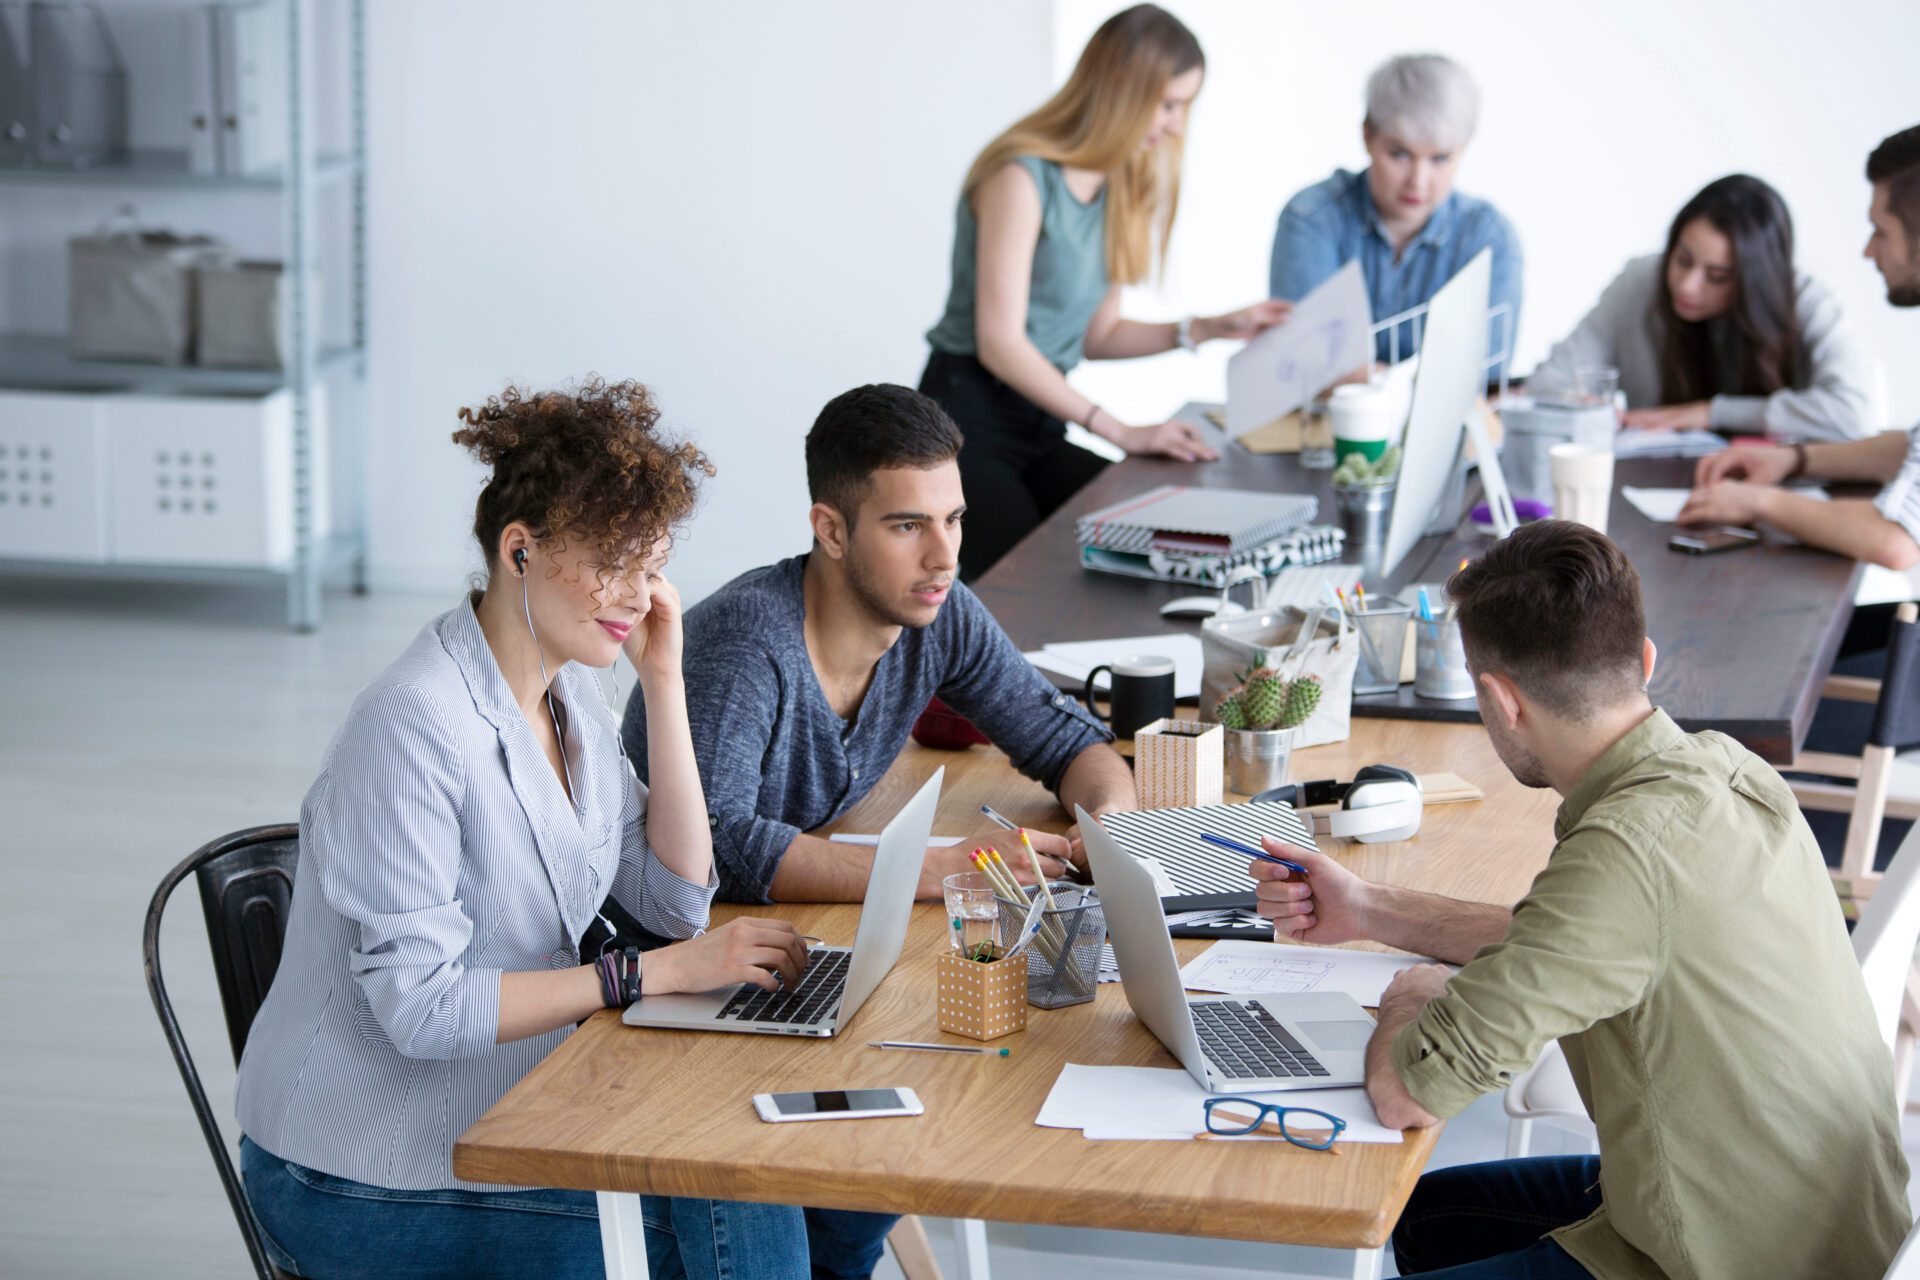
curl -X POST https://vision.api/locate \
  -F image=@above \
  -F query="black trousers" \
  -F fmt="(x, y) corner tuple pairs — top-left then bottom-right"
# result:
(918, 349), (1109, 583)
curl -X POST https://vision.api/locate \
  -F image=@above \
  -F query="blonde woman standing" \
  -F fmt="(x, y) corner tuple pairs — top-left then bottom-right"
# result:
(921, 4), (1287, 581)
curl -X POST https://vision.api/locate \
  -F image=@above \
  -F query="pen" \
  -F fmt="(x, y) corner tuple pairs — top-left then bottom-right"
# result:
(980, 804), (1017, 831)
(870, 1040), (1011, 1056)
(1200, 831), (1308, 875)
(1417, 587), (1434, 622)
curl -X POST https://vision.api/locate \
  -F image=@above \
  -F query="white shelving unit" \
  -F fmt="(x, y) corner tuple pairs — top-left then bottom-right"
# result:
(0, 0), (367, 630)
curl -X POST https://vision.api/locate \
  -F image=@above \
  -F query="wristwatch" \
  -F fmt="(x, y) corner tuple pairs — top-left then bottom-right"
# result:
(621, 945), (643, 1007)
(1785, 441), (1809, 480)
(1175, 316), (1197, 352)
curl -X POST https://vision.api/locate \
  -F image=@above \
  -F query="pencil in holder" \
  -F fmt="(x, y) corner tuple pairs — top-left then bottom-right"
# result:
(995, 885), (1106, 1010)
(934, 948), (1028, 1041)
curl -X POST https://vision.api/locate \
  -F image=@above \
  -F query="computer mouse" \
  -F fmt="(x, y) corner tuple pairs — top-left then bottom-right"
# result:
(1159, 595), (1246, 620)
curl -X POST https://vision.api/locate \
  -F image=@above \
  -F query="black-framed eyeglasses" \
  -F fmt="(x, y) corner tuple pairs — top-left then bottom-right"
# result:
(1203, 1096), (1347, 1150)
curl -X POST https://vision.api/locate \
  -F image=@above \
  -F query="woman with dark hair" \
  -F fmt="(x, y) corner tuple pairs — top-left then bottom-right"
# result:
(232, 379), (817, 1278)
(1528, 174), (1875, 441)
(922, 3), (1288, 581)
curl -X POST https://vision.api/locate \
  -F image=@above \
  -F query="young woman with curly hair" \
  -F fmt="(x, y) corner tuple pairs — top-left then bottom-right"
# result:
(233, 379), (816, 1279)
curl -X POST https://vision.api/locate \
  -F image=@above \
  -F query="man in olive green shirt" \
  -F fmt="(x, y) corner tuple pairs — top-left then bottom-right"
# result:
(1252, 521), (1909, 1279)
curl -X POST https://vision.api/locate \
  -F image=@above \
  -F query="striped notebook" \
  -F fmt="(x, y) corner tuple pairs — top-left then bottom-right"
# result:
(1076, 486), (1319, 557)
(1099, 801), (1317, 898)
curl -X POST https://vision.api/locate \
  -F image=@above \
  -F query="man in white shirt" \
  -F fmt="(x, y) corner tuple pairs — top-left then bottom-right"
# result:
(1680, 123), (1920, 571)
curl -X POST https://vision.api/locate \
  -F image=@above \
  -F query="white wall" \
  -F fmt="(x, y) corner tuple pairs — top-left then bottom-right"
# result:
(362, 0), (1053, 599)
(1055, 0), (1920, 434)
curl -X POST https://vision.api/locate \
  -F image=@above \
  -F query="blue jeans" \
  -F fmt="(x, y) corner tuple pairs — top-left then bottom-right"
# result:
(1391, 1156), (1600, 1278)
(241, 1134), (812, 1279)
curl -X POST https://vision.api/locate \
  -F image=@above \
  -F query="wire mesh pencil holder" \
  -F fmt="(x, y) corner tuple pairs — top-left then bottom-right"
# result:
(995, 884), (1105, 1009)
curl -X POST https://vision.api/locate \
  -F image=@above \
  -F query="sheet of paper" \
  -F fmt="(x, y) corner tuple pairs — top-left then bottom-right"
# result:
(1178, 939), (1448, 1004)
(829, 834), (965, 847)
(1038, 1063), (1401, 1144)
(1226, 260), (1372, 436)
(1612, 429), (1727, 460)
(1025, 634), (1204, 699)
(1623, 484), (1827, 525)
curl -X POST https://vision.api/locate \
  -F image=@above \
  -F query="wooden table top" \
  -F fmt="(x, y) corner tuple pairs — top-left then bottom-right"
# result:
(972, 405), (1861, 763)
(453, 719), (1558, 1249)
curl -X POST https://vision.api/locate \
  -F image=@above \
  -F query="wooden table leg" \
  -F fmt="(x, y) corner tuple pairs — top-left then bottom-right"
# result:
(957, 1218), (991, 1280)
(1351, 1245), (1385, 1280)
(596, 1191), (652, 1280)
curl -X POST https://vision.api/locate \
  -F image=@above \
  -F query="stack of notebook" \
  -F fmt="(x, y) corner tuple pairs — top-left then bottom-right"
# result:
(1099, 801), (1319, 940)
(1076, 486), (1332, 587)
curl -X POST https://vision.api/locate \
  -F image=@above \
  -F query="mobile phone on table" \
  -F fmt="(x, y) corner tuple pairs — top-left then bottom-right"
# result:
(1669, 527), (1760, 555)
(752, 1087), (924, 1123)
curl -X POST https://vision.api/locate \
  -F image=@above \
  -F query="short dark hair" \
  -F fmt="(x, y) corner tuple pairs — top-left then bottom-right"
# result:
(1445, 521), (1647, 719)
(805, 384), (963, 525)
(1868, 124), (1920, 242)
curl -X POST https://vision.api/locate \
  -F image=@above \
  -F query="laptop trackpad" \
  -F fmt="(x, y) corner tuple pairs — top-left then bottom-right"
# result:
(1298, 1019), (1374, 1051)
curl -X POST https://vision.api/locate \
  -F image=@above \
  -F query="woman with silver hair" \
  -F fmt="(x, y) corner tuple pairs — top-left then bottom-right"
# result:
(1270, 53), (1521, 383)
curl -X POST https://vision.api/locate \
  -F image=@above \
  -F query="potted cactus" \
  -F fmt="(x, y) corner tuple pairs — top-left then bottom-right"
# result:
(1214, 665), (1321, 795)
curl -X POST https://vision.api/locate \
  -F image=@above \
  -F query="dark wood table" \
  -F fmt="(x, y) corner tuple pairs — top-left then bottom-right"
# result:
(972, 406), (1862, 763)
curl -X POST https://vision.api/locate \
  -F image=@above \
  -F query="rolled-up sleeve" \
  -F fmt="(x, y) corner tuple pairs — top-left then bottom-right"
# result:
(309, 684), (500, 1062)
(609, 774), (717, 939)
(1390, 824), (1665, 1118)
(936, 585), (1112, 793)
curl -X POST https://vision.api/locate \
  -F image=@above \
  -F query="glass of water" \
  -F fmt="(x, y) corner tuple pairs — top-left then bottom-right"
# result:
(942, 871), (1002, 955)
(1299, 403), (1336, 469)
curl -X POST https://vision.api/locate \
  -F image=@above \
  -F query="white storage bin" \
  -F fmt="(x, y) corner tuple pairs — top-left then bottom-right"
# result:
(0, 389), (114, 562)
(105, 386), (328, 568)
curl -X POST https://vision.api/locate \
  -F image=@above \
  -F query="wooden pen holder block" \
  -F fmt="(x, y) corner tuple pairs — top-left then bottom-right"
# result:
(1134, 717), (1224, 810)
(935, 950), (1028, 1041)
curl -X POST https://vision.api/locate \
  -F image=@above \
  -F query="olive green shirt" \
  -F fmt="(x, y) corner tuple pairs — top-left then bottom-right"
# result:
(1392, 710), (1909, 1280)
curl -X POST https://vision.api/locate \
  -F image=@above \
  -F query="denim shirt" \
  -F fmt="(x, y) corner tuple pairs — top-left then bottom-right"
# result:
(1269, 167), (1523, 385)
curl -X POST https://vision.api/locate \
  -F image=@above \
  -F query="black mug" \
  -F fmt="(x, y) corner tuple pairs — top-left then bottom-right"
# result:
(1082, 654), (1177, 740)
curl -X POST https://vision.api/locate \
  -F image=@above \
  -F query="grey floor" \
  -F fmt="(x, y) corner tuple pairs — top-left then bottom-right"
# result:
(2, 580), (1915, 1280)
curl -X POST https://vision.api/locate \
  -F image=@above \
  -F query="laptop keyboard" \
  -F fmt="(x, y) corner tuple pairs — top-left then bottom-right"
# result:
(715, 949), (850, 1027)
(1192, 1000), (1329, 1080)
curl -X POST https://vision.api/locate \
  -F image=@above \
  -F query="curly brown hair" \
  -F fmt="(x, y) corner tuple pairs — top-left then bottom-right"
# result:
(450, 377), (714, 578)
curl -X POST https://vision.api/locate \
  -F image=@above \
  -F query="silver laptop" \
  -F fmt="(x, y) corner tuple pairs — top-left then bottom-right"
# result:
(624, 768), (942, 1038)
(1078, 805), (1375, 1092)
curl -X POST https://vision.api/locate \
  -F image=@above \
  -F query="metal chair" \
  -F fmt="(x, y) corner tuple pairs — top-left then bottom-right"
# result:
(144, 823), (301, 1280)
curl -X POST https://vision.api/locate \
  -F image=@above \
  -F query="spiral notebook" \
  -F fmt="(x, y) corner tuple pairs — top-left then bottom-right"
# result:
(1076, 486), (1319, 558)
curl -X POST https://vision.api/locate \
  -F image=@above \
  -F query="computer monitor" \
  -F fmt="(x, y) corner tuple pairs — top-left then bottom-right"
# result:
(1379, 249), (1493, 580)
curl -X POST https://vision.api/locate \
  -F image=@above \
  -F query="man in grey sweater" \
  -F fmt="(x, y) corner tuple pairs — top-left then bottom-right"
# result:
(622, 383), (1137, 905)
(1680, 124), (1920, 572)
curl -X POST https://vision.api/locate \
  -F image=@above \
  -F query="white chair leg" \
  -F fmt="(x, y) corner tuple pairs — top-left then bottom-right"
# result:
(596, 1191), (652, 1280)
(957, 1218), (991, 1280)
(1505, 1115), (1533, 1159)
(1351, 1245), (1385, 1280)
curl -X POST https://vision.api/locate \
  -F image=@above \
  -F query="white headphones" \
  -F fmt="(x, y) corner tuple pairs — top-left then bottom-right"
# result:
(1256, 765), (1424, 844)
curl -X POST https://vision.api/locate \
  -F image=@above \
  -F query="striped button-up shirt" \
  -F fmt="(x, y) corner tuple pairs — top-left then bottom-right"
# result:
(1875, 423), (1920, 553)
(236, 599), (715, 1190)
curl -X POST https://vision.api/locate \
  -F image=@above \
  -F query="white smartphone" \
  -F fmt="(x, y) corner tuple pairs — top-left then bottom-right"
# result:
(752, 1087), (924, 1123)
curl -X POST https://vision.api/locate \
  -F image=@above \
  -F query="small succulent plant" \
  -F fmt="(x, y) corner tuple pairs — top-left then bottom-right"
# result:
(1214, 668), (1322, 733)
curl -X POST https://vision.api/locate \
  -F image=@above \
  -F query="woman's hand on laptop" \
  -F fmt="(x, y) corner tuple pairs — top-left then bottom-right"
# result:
(647, 917), (809, 995)
(1250, 842), (1370, 945)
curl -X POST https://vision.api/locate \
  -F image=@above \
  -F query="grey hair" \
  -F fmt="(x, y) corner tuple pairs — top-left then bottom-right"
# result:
(1364, 54), (1479, 151)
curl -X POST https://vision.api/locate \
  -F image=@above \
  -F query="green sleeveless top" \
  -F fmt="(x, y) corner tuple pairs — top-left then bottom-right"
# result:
(925, 155), (1110, 372)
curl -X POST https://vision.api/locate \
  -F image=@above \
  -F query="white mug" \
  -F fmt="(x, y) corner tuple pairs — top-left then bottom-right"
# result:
(1549, 442), (1615, 535)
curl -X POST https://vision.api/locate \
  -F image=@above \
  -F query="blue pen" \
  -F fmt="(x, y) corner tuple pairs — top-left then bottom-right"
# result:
(1417, 587), (1435, 622)
(1200, 832), (1308, 875)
